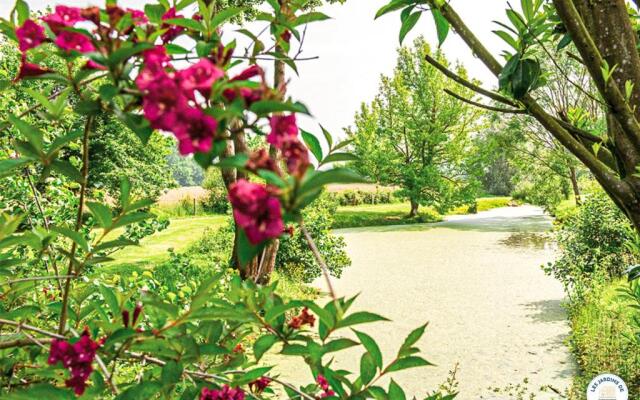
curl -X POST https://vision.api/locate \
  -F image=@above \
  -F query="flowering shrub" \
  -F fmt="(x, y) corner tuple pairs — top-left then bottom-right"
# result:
(0, 1), (447, 399)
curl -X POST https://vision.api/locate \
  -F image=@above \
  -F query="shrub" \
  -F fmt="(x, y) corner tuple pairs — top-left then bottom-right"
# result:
(201, 169), (230, 214)
(332, 188), (397, 206)
(544, 190), (638, 300)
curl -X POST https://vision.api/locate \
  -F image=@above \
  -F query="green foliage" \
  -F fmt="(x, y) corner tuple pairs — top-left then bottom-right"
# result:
(568, 281), (640, 398)
(167, 148), (205, 187)
(330, 188), (398, 207)
(544, 189), (638, 300)
(201, 169), (230, 214)
(333, 202), (442, 229)
(348, 37), (482, 216)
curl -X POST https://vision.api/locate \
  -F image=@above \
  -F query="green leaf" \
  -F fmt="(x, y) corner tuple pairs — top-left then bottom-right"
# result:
(431, 8), (449, 46)
(144, 4), (166, 24)
(86, 202), (113, 229)
(236, 228), (265, 267)
(0, 158), (30, 177)
(493, 30), (518, 50)
(110, 212), (154, 230)
(115, 381), (163, 400)
(337, 311), (389, 329)
(163, 17), (204, 32)
(253, 334), (278, 361)
(210, 7), (244, 29)
(322, 152), (358, 164)
(92, 238), (137, 253)
(301, 168), (366, 193)
(98, 285), (120, 318)
(215, 154), (248, 169)
(9, 115), (43, 152)
(384, 356), (433, 373)
(4, 383), (74, 400)
(360, 352), (377, 385)
(164, 43), (191, 55)
(557, 33), (572, 50)
(249, 100), (310, 115)
(161, 361), (183, 387)
(51, 226), (89, 252)
(301, 130), (323, 162)
(294, 12), (331, 26)
(120, 177), (131, 208)
(388, 379), (406, 400)
(367, 386), (388, 400)
(324, 338), (359, 353)
(354, 330), (383, 369)
(14, 0), (30, 26)
(108, 42), (154, 66)
(399, 323), (428, 356)
(375, 0), (411, 19)
(320, 125), (333, 148)
(399, 12), (420, 44)
(51, 160), (83, 184)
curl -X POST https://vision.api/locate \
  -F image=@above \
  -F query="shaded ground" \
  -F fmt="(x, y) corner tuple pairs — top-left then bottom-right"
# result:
(278, 206), (574, 398)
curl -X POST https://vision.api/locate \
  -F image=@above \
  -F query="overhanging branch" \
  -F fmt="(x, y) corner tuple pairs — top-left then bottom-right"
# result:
(443, 89), (526, 114)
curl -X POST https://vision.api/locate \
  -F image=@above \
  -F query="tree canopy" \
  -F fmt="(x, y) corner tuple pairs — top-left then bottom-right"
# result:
(348, 37), (482, 216)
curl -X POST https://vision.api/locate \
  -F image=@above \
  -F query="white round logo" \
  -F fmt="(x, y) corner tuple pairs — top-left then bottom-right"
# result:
(586, 374), (628, 400)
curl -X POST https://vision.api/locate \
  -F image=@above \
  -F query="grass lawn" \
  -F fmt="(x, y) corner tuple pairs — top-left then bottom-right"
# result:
(333, 197), (513, 229)
(108, 215), (226, 267)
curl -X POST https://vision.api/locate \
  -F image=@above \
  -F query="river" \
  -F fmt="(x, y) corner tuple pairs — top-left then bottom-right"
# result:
(280, 205), (574, 399)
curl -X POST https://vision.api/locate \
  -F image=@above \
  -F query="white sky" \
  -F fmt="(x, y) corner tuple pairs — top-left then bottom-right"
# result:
(0, 0), (510, 136)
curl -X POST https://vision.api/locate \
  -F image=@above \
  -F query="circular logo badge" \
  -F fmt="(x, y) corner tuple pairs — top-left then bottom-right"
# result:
(586, 374), (628, 400)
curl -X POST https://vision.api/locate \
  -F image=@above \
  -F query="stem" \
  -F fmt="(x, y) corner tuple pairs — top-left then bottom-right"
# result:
(58, 116), (93, 335)
(0, 319), (65, 339)
(2, 275), (77, 286)
(299, 220), (336, 300)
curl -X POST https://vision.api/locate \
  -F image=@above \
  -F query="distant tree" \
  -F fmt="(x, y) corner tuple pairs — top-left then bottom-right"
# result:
(167, 147), (205, 187)
(348, 37), (482, 217)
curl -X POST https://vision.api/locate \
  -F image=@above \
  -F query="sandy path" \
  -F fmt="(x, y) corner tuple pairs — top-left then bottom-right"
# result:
(275, 206), (574, 399)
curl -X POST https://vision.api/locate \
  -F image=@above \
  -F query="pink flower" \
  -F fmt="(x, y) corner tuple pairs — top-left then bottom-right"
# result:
(173, 107), (218, 155)
(267, 114), (299, 148)
(140, 74), (188, 130)
(249, 377), (271, 394)
(127, 8), (148, 25)
(200, 385), (245, 400)
(43, 5), (84, 33)
(281, 139), (310, 177)
(228, 180), (284, 245)
(48, 330), (99, 396)
(177, 58), (224, 100)
(55, 31), (95, 53)
(16, 19), (46, 51)
(231, 65), (263, 82)
(223, 86), (264, 106)
(143, 46), (171, 67)
(161, 7), (185, 43)
(14, 56), (50, 81)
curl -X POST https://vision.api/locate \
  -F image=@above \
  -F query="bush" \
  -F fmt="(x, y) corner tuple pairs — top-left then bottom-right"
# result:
(332, 188), (397, 206)
(544, 190), (637, 300)
(194, 194), (351, 283)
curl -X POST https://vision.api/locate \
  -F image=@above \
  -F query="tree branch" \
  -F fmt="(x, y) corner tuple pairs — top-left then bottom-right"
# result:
(424, 53), (519, 107)
(443, 89), (526, 114)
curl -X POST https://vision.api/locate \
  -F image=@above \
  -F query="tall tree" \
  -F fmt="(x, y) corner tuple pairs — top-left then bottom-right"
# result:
(378, 0), (640, 232)
(349, 38), (482, 216)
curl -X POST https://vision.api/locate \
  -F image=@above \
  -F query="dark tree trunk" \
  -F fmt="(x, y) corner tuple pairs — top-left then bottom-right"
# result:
(409, 199), (419, 218)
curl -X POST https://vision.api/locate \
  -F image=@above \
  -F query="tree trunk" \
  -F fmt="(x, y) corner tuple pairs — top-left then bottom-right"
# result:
(409, 199), (419, 217)
(569, 166), (582, 206)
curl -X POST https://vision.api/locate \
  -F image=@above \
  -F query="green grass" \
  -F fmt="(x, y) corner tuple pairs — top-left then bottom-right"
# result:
(108, 215), (226, 267)
(569, 280), (640, 398)
(333, 197), (514, 229)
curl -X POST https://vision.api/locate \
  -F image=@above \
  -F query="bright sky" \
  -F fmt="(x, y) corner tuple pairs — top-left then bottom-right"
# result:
(0, 0), (510, 136)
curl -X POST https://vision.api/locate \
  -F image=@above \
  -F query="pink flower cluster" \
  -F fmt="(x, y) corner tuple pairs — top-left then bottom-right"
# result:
(135, 46), (226, 155)
(228, 180), (284, 245)
(200, 385), (245, 400)
(316, 375), (336, 398)
(249, 377), (271, 394)
(268, 114), (310, 177)
(47, 330), (99, 396)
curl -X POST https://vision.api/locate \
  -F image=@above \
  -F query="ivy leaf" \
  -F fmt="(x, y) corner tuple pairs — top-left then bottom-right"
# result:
(399, 12), (420, 44)
(301, 129), (323, 162)
(431, 8), (449, 47)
